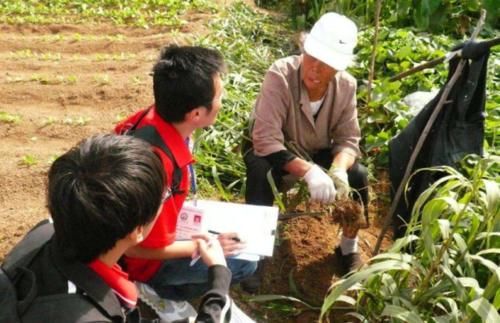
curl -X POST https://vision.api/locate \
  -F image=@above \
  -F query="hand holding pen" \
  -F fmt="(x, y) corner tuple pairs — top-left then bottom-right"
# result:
(193, 237), (226, 267)
(208, 230), (245, 257)
(190, 233), (211, 266)
(190, 233), (226, 267)
(190, 231), (245, 266)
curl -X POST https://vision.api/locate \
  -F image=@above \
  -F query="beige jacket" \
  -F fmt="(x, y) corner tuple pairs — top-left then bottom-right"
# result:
(251, 55), (361, 159)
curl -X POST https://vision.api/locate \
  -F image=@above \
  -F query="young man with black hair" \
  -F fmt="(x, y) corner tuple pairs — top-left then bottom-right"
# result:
(115, 45), (257, 319)
(1, 134), (236, 322)
(49, 134), (166, 269)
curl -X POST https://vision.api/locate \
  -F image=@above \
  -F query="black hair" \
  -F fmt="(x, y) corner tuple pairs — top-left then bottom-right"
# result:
(153, 45), (225, 123)
(47, 134), (165, 263)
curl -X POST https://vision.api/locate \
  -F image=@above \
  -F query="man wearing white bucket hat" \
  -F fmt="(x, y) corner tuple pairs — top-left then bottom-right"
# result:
(242, 12), (368, 281)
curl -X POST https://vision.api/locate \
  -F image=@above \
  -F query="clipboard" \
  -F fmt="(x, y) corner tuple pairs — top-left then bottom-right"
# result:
(176, 200), (279, 260)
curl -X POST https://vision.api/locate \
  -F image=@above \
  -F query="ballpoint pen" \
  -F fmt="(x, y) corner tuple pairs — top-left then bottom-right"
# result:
(190, 239), (212, 266)
(208, 230), (241, 242)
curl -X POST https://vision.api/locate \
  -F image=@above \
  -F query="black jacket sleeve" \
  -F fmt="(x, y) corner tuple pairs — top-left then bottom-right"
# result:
(195, 265), (232, 323)
(265, 149), (296, 170)
(173, 265), (232, 323)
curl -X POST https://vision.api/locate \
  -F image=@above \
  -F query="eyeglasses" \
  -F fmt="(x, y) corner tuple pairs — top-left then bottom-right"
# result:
(161, 187), (172, 204)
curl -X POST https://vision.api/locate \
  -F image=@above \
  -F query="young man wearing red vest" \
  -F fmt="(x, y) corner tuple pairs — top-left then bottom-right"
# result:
(115, 45), (257, 319)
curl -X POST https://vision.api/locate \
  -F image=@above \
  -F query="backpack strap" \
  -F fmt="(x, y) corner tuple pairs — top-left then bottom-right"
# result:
(1, 220), (54, 319)
(2, 219), (54, 277)
(1, 223), (136, 322)
(50, 242), (126, 321)
(0, 267), (21, 323)
(132, 125), (184, 195)
(128, 107), (152, 132)
(121, 107), (184, 196)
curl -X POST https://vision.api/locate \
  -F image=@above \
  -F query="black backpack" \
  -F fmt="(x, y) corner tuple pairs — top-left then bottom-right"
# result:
(0, 220), (137, 323)
(122, 107), (184, 196)
(0, 220), (53, 323)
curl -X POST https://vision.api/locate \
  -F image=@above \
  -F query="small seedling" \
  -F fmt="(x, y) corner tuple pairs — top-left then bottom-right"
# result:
(19, 154), (38, 167)
(115, 112), (127, 122)
(131, 75), (145, 85)
(72, 33), (83, 42)
(66, 75), (78, 84)
(94, 74), (111, 85)
(9, 49), (34, 60)
(62, 116), (91, 126)
(0, 111), (21, 124)
(41, 116), (57, 127)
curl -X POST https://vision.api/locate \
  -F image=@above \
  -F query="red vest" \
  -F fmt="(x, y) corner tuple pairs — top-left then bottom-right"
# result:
(115, 106), (194, 281)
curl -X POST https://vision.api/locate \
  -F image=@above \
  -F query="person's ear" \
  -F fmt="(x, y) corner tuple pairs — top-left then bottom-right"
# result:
(128, 226), (145, 244)
(186, 106), (204, 123)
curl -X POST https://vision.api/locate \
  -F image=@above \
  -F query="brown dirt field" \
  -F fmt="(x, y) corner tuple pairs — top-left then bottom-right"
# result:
(0, 17), (392, 323)
(0, 21), (193, 260)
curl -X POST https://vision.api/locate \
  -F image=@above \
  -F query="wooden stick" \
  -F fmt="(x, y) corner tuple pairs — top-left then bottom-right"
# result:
(366, 0), (383, 103)
(389, 36), (499, 82)
(389, 56), (445, 82)
(373, 9), (487, 255)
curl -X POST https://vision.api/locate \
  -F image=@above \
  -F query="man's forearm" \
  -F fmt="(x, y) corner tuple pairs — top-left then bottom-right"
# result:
(332, 151), (355, 171)
(282, 151), (355, 176)
(125, 240), (197, 260)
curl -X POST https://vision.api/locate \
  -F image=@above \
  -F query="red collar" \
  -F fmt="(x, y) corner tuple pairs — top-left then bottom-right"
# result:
(88, 259), (138, 309)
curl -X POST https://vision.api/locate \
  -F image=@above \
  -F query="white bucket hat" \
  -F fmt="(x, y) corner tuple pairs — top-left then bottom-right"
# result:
(303, 12), (358, 71)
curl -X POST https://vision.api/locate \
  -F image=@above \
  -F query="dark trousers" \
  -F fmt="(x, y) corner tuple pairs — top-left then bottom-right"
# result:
(244, 148), (369, 213)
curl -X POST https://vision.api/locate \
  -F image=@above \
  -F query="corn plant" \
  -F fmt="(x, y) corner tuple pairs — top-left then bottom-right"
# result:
(321, 155), (500, 322)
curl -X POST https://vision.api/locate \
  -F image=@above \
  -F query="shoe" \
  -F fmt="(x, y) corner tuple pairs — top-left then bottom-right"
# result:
(240, 274), (261, 294)
(240, 259), (263, 294)
(334, 246), (363, 275)
(136, 282), (197, 322)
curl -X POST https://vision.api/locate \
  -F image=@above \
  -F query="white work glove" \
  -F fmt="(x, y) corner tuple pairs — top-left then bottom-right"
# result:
(330, 168), (350, 199)
(303, 164), (336, 203)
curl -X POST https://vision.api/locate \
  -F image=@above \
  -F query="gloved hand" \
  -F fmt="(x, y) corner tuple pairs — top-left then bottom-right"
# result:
(330, 168), (349, 199)
(303, 164), (336, 203)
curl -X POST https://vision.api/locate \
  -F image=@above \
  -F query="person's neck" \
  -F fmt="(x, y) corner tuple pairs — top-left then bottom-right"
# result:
(98, 242), (129, 267)
(307, 87), (327, 101)
(172, 121), (195, 140)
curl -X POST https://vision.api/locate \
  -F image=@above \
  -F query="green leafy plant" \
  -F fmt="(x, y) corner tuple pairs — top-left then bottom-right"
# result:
(353, 27), (499, 170)
(276, 0), (499, 34)
(321, 155), (500, 322)
(353, 28), (452, 168)
(0, 0), (216, 28)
